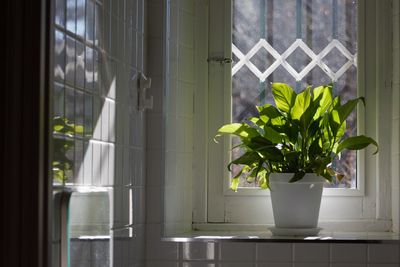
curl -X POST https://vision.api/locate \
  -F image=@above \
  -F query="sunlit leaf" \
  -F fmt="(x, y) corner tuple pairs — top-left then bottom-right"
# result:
(291, 87), (311, 121)
(216, 123), (259, 140)
(271, 83), (296, 113)
(313, 85), (333, 119)
(336, 135), (378, 154)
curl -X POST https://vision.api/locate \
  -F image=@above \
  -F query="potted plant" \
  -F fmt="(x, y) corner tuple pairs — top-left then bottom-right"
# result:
(216, 83), (378, 235)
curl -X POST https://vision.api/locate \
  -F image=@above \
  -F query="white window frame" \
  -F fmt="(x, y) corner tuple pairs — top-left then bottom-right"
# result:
(192, 0), (394, 231)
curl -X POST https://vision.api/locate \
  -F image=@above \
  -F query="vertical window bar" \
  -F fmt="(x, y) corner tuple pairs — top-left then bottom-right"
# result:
(332, 0), (338, 39)
(259, 0), (266, 104)
(332, 0), (338, 88)
(296, 0), (302, 92)
(296, 0), (302, 39)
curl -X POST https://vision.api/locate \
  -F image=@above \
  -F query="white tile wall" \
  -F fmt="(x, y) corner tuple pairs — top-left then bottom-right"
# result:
(391, 0), (400, 234)
(53, 0), (147, 266)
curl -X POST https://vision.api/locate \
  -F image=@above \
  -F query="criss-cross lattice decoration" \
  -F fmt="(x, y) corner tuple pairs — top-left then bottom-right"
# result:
(232, 38), (357, 82)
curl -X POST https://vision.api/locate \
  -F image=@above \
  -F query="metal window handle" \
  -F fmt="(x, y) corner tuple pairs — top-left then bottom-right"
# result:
(207, 57), (233, 64)
(138, 73), (153, 111)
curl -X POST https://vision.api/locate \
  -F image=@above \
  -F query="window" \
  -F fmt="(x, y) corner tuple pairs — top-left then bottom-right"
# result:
(231, 0), (358, 189)
(191, 0), (395, 231)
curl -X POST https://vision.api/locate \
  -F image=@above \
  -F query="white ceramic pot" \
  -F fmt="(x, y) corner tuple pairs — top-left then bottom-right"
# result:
(269, 173), (325, 229)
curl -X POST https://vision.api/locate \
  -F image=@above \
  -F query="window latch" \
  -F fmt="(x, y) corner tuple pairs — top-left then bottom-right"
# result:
(207, 57), (233, 65)
(138, 72), (153, 111)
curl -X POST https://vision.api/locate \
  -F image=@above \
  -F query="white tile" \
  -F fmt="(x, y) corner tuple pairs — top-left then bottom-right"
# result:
(109, 101), (116, 142)
(293, 263), (329, 267)
(257, 264), (292, 267)
(179, 0), (194, 13)
(146, 261), (179, 267)
(129, 148), (136, 185)
(135, 149), (145, 186)
(293, 243), (330, 262)
(147, 76), (163, 113)
(145, 224), (179, 260)
(256, 243), (292, 262)
(219, 262), (255, 267)
(178, 46), (194, 83)
(179, 9), (194, 48)
(147, 112), (163, 149)
(83, 140), (93, 184)
(131, 225), (146, 264)
(166, 116), (177, 150)
(112, 186), (123, 226)
(114, 146), (123, 186)
(182, 242), (216, 260)
(116, 21), (125, 61)
(115, 106), (124, 147)
(368, 244), (400, 263)
(168, 4), (178, 43)
(182, 262), (215, 267)
(148, 37), (164, 77)
(101, 99), (110, 141)
(331, 264), (366, 267)
(110, 15), (119, 59)
(146, 149), (163, 187)
(220, 242), (256, 262)
(331, 243), (367, 263)
(164, 185), (181, 222)
(100, 143), (110, 185)
(121, 147), (129, 186)
(368, 264), (400, 267)
(92, 142), (102, 184)
(133, 187), (145, 224)
(146, 186), (162, 223)
(108, 144), (115, 185)
(165, 151), (177, 186)
(148, 2), (163, 38)
(93, 96), (102, 140)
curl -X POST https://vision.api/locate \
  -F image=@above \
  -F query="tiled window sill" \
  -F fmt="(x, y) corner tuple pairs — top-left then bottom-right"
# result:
(163, 230), (400, 243)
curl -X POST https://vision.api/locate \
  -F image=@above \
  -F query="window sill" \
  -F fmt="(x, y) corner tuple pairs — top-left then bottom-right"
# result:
(162, 229), (400, 243)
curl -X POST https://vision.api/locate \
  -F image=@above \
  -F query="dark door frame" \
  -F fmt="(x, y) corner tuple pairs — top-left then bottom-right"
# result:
(2, 0), (52, 266)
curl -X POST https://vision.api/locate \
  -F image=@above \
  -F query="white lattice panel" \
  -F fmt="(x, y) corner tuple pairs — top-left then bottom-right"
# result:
(232, 38), (357, 82)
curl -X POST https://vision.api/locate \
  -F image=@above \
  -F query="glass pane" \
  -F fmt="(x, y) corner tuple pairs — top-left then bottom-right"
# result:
(232, 0), (357, 188)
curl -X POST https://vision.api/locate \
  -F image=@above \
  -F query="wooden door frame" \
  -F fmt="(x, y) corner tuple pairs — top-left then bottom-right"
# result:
(2, 0), (52, 266)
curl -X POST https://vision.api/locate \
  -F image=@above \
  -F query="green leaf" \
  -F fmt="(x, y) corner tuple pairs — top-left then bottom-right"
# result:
(291, 87), (311, 121)
(336, 120), (346, 140)
(336, 135), (378, 154)
(75, 125), (84, 134)
(329, 109), (341, 136)
(230, 175), (240, 192)
(289, 171), (306, 183)
(313, 85), (333, 119)
(228, 152), (261, 171)
(256, 146), (284, 162)
(263, 125), (284, 143)
(272, 83), (296, 113)
(309, 138), (323, 158)
(329, 96), (341, 111)
(300, 93), (323, 130)
(257, 104), (282, 119)
(258, 170), (270, 189)
(320, 170), (333, 183)
(217, 123), (259, 140)
(335, 97), (364, 126)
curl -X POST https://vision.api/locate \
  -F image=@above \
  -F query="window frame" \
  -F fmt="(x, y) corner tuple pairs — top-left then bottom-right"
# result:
(192, 0), (394, 231)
